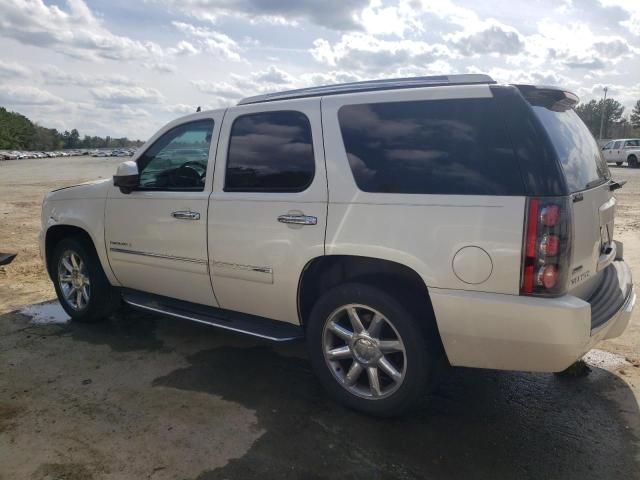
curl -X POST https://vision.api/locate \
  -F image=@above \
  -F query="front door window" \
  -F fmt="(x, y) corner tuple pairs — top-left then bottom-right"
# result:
(137, 119), (214, 191)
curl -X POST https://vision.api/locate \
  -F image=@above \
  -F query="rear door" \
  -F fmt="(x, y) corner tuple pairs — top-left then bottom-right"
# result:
(208, 99), (327, 324)
(602, 141), (613, 162)
(531, 105), (614, 297)
(612, 141), (623, 162)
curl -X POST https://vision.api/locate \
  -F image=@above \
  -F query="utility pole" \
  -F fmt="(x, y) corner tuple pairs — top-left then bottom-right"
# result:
(599, 86), (608, 140)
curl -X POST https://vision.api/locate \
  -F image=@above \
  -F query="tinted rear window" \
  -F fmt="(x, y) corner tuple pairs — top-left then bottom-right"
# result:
(532, 107), (610, 192)
(337, 98), (524, 195)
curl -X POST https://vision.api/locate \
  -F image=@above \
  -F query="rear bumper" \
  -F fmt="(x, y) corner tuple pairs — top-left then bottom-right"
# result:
(430, 260), (635, 372)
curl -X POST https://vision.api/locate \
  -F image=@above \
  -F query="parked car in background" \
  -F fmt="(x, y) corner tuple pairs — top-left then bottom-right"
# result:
(1, 151), (18, 160)
(40, 75), (635, 416)
(602, 139), (640, 167)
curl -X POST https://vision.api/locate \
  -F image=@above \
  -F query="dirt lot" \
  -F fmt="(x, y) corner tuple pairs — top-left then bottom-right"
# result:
(1, 157), (640, 479)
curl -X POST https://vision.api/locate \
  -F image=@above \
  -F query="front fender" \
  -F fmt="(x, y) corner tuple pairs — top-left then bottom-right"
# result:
(42, 181), (120, 286)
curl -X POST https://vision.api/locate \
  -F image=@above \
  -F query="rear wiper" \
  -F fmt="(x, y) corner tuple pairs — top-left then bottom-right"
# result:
(609, 180), (627, 191)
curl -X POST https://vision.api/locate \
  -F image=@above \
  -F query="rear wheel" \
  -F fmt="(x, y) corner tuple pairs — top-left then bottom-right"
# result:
(52, 237), (119, 322)
(628, 155), (638, 168)
(306, 283), (436, 416)
(616, 161), (623, 166)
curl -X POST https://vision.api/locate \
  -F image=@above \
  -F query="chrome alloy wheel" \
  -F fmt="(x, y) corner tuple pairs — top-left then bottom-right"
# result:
(58, 250), (90, 311)
(322, 304), (406, 399)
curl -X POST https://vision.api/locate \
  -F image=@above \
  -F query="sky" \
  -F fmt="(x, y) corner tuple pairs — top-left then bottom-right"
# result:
(0, 0), (638, 140)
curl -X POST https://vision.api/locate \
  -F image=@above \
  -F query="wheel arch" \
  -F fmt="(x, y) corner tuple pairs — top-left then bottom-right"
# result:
(297, 255), (441, 340)
(45, 224), (102, 280)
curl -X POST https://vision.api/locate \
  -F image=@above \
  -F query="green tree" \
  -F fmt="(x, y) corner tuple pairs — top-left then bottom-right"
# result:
(630, 100), (640, 129)
(575, 98), (625, 138)
(0, 107), (36, 149)
(28, 125), (60, 150)
(0, 105), (144, 151)
(67, 128), (80, 148)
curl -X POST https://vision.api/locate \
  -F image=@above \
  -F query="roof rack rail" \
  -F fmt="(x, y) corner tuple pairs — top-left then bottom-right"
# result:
(237, 74), (495, 106)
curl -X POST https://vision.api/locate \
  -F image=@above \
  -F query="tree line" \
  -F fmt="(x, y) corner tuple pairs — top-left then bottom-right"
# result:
(575, 98), (640, 140)
(0, 106), (144, 151)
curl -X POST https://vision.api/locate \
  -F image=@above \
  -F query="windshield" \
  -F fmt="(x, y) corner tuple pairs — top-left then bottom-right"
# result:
(533, 106), (610, 192)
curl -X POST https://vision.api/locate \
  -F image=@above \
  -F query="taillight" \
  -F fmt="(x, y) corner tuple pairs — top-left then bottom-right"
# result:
(537, 265), (558, 289)
(539, 234), (559, 256)
(540, 205), (560, 226)
(521, 197), (571, 296)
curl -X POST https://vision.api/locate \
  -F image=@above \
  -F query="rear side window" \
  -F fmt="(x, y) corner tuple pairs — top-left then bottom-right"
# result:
(225, 111), (315, 192)
(337, 98), (523, 195)
(532, 107), (610, 192)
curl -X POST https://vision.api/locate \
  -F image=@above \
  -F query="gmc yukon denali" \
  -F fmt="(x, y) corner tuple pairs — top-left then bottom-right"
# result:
(40, 74), (635, 416)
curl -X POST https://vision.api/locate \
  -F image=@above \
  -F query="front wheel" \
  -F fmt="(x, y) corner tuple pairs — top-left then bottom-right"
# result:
(616, 161), (623, 166)
(52, 237), (119, 322)
(306, 283), (436, 416)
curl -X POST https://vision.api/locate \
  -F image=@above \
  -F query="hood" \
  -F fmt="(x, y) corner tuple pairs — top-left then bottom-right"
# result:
(46, 178), (111, 201)
(51, 178), (110, 193)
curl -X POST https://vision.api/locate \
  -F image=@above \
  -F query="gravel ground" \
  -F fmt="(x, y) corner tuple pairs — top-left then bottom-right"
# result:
(1, 157), (639, 479)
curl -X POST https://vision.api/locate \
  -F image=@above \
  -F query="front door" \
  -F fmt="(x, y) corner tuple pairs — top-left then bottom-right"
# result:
(208, 100), (327, 324)
(105, 112), (223, 306)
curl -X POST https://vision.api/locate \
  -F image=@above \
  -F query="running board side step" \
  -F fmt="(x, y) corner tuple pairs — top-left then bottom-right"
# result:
(121, 289), (304, 342)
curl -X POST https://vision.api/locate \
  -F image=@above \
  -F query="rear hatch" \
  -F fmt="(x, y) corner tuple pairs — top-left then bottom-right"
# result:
(521, 86), (614, 300)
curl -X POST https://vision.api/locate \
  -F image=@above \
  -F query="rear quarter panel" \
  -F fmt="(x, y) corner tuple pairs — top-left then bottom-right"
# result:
(322, 85), (525, 294)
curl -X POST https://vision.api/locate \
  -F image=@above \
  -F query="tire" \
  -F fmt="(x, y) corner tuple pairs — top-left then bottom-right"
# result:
(628, 155), (638, 168)
(52, 237), (119, 322)
(306, 282), (437, 417)
(616, 162), (623, 166)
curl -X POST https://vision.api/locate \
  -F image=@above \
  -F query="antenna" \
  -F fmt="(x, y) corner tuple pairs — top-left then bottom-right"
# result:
(196, 106), (201, 112)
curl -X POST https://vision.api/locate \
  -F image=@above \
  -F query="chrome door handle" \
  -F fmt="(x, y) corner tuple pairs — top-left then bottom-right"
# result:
(172, 210), (200, 220)
(277, 214), (317, 225)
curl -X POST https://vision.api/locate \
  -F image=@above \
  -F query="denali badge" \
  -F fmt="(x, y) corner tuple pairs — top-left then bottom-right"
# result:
(570, 270), (591, 286)
(110, 240), (131, 247)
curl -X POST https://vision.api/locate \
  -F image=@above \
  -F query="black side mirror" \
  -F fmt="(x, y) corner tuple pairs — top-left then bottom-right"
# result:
(113, 161), (139, 194)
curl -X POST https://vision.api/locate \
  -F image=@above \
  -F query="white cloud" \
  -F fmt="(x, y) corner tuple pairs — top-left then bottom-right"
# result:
(168, 40), (199, 57)
(172, 21), (242, 61)
(157, 0), (372, 31)
(450, 23), (524, 56)
(359, 1), (422, 37)
(192, 80), (245, 98)
(143, 62), (178, 73)
(0, 85), (63, 105)
(162, 103), (199, 114)
(311, 33), (453, 73)
(90, 86), (164, 104)
(0, 0), (164, 62)
(42, 65), (137, 87)
(593, 39), (632, 57)
(253, 66), (294, 85)
(0, 60), (30, 78)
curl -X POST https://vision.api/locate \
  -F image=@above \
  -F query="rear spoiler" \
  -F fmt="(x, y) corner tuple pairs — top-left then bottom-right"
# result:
(513, 85), (579, 112)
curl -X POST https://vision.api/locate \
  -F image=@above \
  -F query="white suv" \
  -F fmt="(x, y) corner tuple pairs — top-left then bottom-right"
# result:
(601, 138), (640, 167)
(40, 74), (635, 416)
